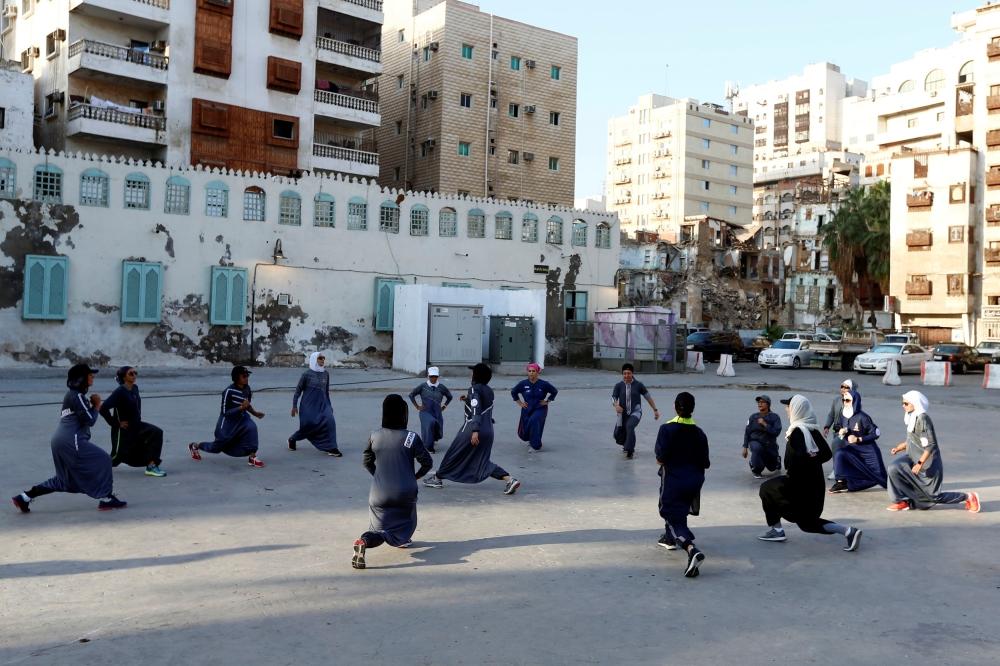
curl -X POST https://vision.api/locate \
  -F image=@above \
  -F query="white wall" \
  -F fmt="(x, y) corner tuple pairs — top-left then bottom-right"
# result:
(0, 65), (33, 151)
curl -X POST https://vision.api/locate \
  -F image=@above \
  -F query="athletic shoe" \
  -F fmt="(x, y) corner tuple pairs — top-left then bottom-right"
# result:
(144, 465), (167, 477)
(843, 527), (862, 552)
(327, 449), (343, 458)
(351, 538), (366, 570)
(657, 533), (679, 550)
(503, 478), (521, 495)
(423, 475), (443, 489)
(757, 527), (786, 542)
(248, 455), (265, 468)
(11, 494), (30, 514)
(752, 472), (764, 480)
(624, 451), (634, 460)
(188, 443), (202, 461)
(965, 491), (981, 513)
(426, 446), (436, 454)
(684, 548), (705, 578)
(98, 496), (127, 511)
(287, 439), (297, 452)
(828, 480), (849, 494)
(886, 501), (910, 512)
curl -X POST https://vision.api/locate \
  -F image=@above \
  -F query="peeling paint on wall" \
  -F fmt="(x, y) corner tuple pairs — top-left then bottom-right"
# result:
(143, 295), (247, 363)
(0, 201), (81, 310)
(83, 302), (119, 314)
(154, 224), (175, 258)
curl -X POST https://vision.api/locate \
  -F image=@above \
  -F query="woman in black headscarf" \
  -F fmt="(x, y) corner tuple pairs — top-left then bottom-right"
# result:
(99, 366), (166, 477)
(352, 394), (434, 570)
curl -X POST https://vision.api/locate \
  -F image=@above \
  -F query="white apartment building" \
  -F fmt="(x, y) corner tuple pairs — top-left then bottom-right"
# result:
(605, 94), (753, 240)
(0, 0), (383, 178)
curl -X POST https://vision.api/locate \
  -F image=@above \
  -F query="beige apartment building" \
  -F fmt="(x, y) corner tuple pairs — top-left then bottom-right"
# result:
(605, 94), (753, 240)
(0, 0), (383, 178)
(377, 0), (576, 206)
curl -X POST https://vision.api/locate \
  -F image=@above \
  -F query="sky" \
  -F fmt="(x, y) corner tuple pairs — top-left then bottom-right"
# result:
(469, 0), (971, 201)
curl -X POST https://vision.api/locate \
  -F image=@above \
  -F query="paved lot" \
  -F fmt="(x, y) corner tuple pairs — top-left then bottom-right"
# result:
(1, 363), (998, 665)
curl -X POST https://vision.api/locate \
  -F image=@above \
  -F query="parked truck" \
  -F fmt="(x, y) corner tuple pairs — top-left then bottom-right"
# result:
(810, 330), (885, 370)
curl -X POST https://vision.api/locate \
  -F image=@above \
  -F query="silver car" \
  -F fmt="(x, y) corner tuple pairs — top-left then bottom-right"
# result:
(853, 343), (932, 375)
(758, 340), (814, 369)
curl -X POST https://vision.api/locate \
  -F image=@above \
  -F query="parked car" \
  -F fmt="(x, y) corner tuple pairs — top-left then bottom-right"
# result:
(812, 333), (840, 342)
(884, 332), (920, 345)
(932, 343), (986, 374)
(781, 332), (816, 341)
(853, 343), (932, 375)
(975, 340), (1000, 364)
(686, 331), (744, 362)
(758, 340), (814, 369)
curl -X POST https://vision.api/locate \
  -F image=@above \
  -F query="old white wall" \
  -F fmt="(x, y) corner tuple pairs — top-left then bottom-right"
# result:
(0, 65), (34, 150)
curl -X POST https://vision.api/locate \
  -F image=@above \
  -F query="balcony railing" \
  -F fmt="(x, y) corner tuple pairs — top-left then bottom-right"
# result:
(316, 36), (380, 63)
(906, 193), (933, 208)
(343, 0), (382, 10)
(988, 169), (1000, 186)
(905, 281), (932, 296)
(312, 142), (378, 165)
(314, 89), (379, 114)
(68, 39), (168, 69)
(614, 157), (631, 165)
(68, 103), (166, 131)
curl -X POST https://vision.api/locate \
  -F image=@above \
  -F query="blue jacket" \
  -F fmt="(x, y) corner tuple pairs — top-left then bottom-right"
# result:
(743, 410), (782, 449)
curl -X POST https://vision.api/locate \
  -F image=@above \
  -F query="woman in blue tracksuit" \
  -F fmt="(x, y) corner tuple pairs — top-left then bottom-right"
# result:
(189, 366), (266, 468)
(408, 366), (453, 454)
(511, 362), (558, 451)
(288, 352), (340, 456)
(829, 389), (886, 493)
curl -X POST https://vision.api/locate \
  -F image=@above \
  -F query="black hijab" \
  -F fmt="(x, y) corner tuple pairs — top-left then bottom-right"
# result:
(470, 362), (492, 385)
(382, 394), (409, 430)
(66, 363), (97, 393)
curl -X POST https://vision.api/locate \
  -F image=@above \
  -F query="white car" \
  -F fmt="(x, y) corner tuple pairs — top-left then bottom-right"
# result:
(758, 340), (814, 369)
(853, 343), (932, 375)
(976, 340), (1000, 364)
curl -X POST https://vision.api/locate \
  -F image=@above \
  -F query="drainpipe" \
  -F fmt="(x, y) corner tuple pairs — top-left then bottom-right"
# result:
(484, 13), (493, 197)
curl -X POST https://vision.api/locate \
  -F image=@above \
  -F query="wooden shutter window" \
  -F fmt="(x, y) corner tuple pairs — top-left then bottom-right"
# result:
(266, 56), (301, 94)
(192, 99), (231, 137)
(267, 112), (299, 149)
(194, 0), (233, 78)
(198, 0), (234, 16)
(270, 0), (304, 39)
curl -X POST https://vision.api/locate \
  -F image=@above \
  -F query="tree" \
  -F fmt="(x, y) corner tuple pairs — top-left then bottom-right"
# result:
(822, 180), (890, 324)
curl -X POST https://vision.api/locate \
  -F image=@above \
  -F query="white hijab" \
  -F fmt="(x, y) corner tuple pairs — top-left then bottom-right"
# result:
(841, 378), (854, 391)
(785, 394), (823, 454)
(308, 352), (326, 373)
(902, 390), (928, 433)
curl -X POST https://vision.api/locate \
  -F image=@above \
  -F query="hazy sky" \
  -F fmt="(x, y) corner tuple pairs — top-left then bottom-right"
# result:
(469, 0), (969, 200)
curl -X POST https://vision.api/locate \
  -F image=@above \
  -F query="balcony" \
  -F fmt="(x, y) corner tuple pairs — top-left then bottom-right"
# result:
(316, 36), (381, 76)
(68, 39), (168, 86)
(314, 89), (380, 127)
(989, 42), (1000, 59)
(613, 175), (632, 185)
(614, 156), (631, 165)
(652, 191), (668, 200)
(312, 141), (378, 178)
(987, 248), (1000, 263)
(66, 103), (166, 144)
(906, 231), (932, 247)
(69, 0), (170, 29)
(906, 193), (933, 208)
(905, 281), (932, 296)
(318, 0), (383, 25)
(988, 168), (1000, 186)
(652, 130), (671, 139)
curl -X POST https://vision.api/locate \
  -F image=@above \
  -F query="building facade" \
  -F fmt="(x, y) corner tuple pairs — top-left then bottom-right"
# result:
(0, 0), (383, 178)
(377, 0), (577, 205)
(0, 61), (34, 151)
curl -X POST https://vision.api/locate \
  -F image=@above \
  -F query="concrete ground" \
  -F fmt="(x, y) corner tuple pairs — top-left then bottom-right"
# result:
(1, 363), (998, 665)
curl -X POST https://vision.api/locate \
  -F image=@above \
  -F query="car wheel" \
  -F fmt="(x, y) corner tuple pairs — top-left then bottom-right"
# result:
(792, 357), (801, 369)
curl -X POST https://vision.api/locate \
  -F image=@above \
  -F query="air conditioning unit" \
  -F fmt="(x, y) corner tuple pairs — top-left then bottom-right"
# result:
(525, 59), (535, 69)
(523, 152), (534, 161)
(29, 46), (39, 57)
(524, 105), (536, 114)
(428, 41), (439, 51)
(54, 28), (66, 41)
(150, 40), (167, 52)
(152, 100), (165, 112)
(3, 5), (17, 17)
(427, 90), (438, 100)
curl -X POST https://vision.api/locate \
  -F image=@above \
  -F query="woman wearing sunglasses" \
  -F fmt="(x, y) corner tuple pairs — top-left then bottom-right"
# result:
(100, 366), (166, 477)
(829, 389), (886, 494)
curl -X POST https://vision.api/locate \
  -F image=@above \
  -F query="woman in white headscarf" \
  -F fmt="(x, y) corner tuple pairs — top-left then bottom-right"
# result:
(885, 391), (980, 512)
(822, 379), (856, 479)
(757, 394), (864, 552)
(288, 352), (341, 456)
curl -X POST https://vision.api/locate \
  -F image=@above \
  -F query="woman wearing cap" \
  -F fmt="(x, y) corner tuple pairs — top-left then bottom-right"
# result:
(612, 363), (661, 460)
(756, 395), (863, 552)
(828, 389), (886, 494)
(423, 363), (521, 495)
(99, 366), (166, 477)
(511, 362), (558, 451)
(408, 367), (453, 454)
(288, 352), (341, 456)
(11, 364), (127, 513)
(352, 395), (434, 569)
(885, 391), (981, 513)
(741, 394), (782, 479)
(189, 366), (266, 468)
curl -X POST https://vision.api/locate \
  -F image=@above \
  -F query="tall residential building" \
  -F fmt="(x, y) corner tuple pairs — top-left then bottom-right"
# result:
(0, 0), (383, 178)
(605, 94), (753, 241)
(377, 0), (577, 205)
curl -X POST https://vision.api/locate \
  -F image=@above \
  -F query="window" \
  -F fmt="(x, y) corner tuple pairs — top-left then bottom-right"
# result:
(509, 103), (519, 118)
(394, 166), (401, 180)
(958, 61), (974, 84)
(410, 204), (429, 236)
(122, 173), (150, 210)
(279, 191), (301, 225)
(565, 290), (588, 322)
(702, 118), (711, 128)
(397, 75), (404, 90)
(730, 185), (738, 195)
(730, 144), (738, 156)
(729, 165), (739, 177)
(907, 118), (918, 128)
(511, 55), (521, 71)
(549, 111), (560, 126)
(701, 159), (710, 169)
(165, 176), (190, 215)
(548, 157), (559, 171)
(546, 216), (563, 244)
(0, 108), (5, 130)
(522, 212), (539, 242)
(508, 149), (519, 164)
(924, 69), (945, 92)
(700, 201), (710, 212)
(79, 168), (109, 207)
(395, 120), (402, 134)
(729, 205), (738, 216)
(495, 211), (513, 239)
(243, 186), (265, 221)
(702, 138), (711, 149)
(422, 46), (430, 62)
(461, 43), (473, 59)
(439, 207), (457, 236)
(460, 92), (472, 108)
(46, 31), (59, 58)
(374, 277), (405, 331)
(442, 282), (472, 288)
(702, 181), (710, 191)
(205, 181), (229, 217)
(348, 196), (367, 230)
(0, 158), (14, 198)
(730, 124), (739, 134)
(33, 164), (62, 204)
(468, 209), (485, 238)
(949, 226), (965, 243)
(596, 222), (611, 248)
(899, 79), (915, 93)
(120, 261), (162, 324)
(209, 266), (248, 326)
(572, 220), (587, 246)
(458, 141), (470, 157)
(22, 255), (67, 320)
(397, 29), (405, 43)
(379, 200), (400, 233)
(314, 193), (335, 227)
(948, 275), (964, 296)
(551, 65), (561, 80)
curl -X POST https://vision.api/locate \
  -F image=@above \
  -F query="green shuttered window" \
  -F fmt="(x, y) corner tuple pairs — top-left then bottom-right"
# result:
(374, 277), (404, 332)
(121, 261), (163, 324)
(23, 255), (68, 320)
(210, 266), (248, 326)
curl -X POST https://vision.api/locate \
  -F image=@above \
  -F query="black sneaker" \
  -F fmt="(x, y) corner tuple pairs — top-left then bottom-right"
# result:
(503, 478), (521, 495)
(844, 527), (863, 552)
(352, 539), (366, 570)
(684, 547), (705, 577)
(828, 480), (849, 494)
(624, 450), (634, 460)
(11, 494), (30, 514)
(327, 449), (343, 458)
(423, 475), (443, 489)
(288, 439), (297, 451)
(657, 533), (678, 550)
(752, 471), (764, 479)
(98, 496), (127, 511)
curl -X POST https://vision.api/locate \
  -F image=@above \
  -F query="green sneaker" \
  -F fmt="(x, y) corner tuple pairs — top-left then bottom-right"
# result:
(145, 465), (167, 477)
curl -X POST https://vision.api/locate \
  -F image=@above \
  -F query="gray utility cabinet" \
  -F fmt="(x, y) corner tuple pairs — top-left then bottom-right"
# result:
(488, 316), (534, 364)
(428, 304), (484, 365)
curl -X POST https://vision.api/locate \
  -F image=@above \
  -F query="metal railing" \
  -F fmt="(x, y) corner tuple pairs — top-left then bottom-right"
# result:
(316, 36), (380, 63)
(313, 142), (378, 165)
(68, 103), (166, 131)
(68, 39), (168, 69)
(314, 132), (377, 152)
(342, 0), (382, 11)
(136, 0), (170, 7)
(314, 89), (379, 114)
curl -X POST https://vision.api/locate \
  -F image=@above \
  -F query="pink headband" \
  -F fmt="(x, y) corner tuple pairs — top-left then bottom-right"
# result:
(527, 363), (541, 372)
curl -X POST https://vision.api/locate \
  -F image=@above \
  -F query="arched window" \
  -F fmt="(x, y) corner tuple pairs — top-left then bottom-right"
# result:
(572, 219), (587, 247)
(596, 222), (611, 249)
(0, 158), (15, 199)
(546, 215), (563, 244)
(898, 80), (915, 93)
(924, 69), (945, 92)
(958, 61), (974, 84)
(279, 190), (301, 226)
(205, 180), (229, 217)
(165, 175), (190, 215)
(410, 204), (429, 236)
(521, 212), (538, 242)
(243, 186), (266, 221)
(468, 208), (485, 238)
(314, 192), (335, 227)
(124, 172), (150, 210)
(348, 196), (367, 230)
(439, 207), (457, 236)
(79, 168), (109, 207)
(495, 211), (513, 239)
(379, 200), (399, 233)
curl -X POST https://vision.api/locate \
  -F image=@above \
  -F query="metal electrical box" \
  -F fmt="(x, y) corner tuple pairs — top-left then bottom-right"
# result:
(488, 315), (534, 364)
(428, 304), (484, 365)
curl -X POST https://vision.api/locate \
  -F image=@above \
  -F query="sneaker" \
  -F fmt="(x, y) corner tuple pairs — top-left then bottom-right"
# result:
(144, 465), (167, 478)
(844, 527), (862, 552)
(287, 439), (297, 452)
(188, 443), (202, 461)
(752, 472), (764, 480)
(98, 496), (127, 511)
(624, 450), (634, 460)
(11, 494), (30, 514)
(657, 533), (679, 550)
(503, 478), (521, 495)
(423, 475), (443, 489)
(248, 455), (265, 468)
(351, 538), (366, 570)
(965, 491), (981, 513)
(426, 446), (436, 454)
(886, 501), (910, 512)
(757, 527), (787, 542)
(684, 548), (705, 578)
(327, 449), (343, 458)
(828, 480), (849, 494)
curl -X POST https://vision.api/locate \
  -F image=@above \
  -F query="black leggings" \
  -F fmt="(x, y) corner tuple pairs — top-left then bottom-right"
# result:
(26, 485), (56, 499)
(360, 531), (386, 548)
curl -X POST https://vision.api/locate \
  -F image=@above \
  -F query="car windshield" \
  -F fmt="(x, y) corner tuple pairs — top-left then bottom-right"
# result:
(687, 333), (710, 342)
(870, 344), (903, 354)
(978, 342), (1000, 351)
(884, 336), (909, 343)
(772, 341), (799, 349)
(935, 345), (961, 352)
